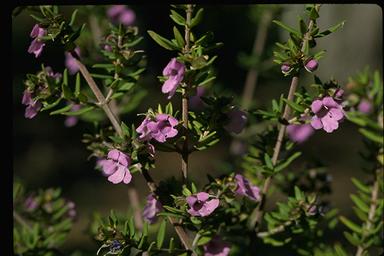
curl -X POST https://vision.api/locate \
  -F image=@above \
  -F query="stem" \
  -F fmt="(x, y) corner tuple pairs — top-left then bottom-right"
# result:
(128, 187), (143, 230)
(355, 169), (381, 256)
(71, 52), (123, 137)
(241, 10), (273, 110)
(252, 4), (321, 231)
(257, 220), (293, 238)
(72, 54), (193, 252)
(13, 211), (32, 231)
(181, 5), (193, 183)
(230, 9), (273, 155)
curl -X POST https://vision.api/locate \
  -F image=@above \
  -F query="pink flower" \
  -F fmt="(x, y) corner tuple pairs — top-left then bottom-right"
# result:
(136, 114), (178, 143)
(304, 59), (318, 72)
(162, 58), (185, 99)
(143, 194), (163, 224)
(234, 174), (260, 201)
(65, 47), (81, 75)
(189, 86), (206, 111)
(64, 104), (81, 127)
(98, 149), (132, 184)
(186, 192), (219, 217)
(107, 5), (136, 26)
(310, 96), (344, 133)
(203, 236), (231, 256)
(22, 90), (42, 119)
(358, 99), (373, 114)
(24, 195), (38, 211)
(224, 107), (247, 134)
(45, 66), (62, 81)
(287, 123), (315, 144)
(28, 24), (46, 58)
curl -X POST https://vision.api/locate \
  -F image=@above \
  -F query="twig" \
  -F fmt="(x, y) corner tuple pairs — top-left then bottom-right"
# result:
(252, 4), (321, 231)
(181, 4), (193, 183)
(128, 187), (143, 230)
(355, 168), (381, 256)
(257, 220), (293, 238)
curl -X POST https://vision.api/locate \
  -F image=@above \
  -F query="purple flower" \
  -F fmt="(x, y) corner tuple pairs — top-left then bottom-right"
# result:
(22, 90), (42, 119)
(358, 99), (373, 114)
(45, 66), (62, 81)
(281, 63), (291, 74)
(203, 236), (231, 256)
(304, 59), (318, 72)
(65, 47), (81, 75)
(64, 104), (81, 127)
(189, 86), (206, 111)
(98, 149), (132, 184)
(24, 196), (38, 211)
(186, 192), (219, 217)
(67, 201), (76, 218)
(143, 194), (163, 224)
(224, 107), (247, 134)
(234, 174), (260, 201)
(28, 24), (46, 58)
(107, 5), (136, 26)
(287, 123), (315, 144)
(310, 96), (344, 133)
(136, 114), (178, 143)
(162, 58), (185, 99)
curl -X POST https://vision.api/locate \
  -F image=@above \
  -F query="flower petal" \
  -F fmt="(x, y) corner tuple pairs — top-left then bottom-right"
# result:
(322, 97), (339, 108)
(311, 99), (323, 114)
(328, 108), (344, 121)
(321, 115), (339, 133)
(123, 169), (132, 184)
(199, 199), (219, 217)
(196, 192), (209, 202)
(310, 117), (323, 130)
(107, 166), (126, 184)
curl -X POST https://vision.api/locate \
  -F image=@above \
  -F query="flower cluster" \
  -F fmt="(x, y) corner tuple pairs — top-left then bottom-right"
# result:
(98, 149), (132, 184)
(107, 5), (136, 26)
(310, 96), (344, 133)
(136, 113), (179, 143)
(28, 24), (46, 58)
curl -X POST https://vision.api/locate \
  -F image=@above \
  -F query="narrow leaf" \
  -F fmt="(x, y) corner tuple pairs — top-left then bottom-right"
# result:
(157, 220), (166, 249)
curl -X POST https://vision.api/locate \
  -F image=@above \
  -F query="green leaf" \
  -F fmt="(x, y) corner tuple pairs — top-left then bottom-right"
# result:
(294, 186), (304, 200)
(308, 7), (319, 20)
(190, 8), (204, 28)
(170, 10), (186, 26)
(359, 128), (383, 144)
(197, 236), (212, 246)
(168, 237), (175, 252)
(157, 220), (166, 249)
(41, 98), (62, 111)
(340, 216), (362, 234)
(63, 106), (94, 116)
(50, 104), (73, 115)
(282, 98), (305, 112)
(69, 9), (78, 26)
(148, 30), (179, 51)
(299, 17), (307, 35)
(350, 194), (369, 213)
(351, 178), (371, 194)
(272, 20), (300, 36)
(90, 73), (114, 79)
(315, 21), (345, 38)
(30, 14), (45, 23)
(75, 72), (81, 97)
(275, 152), (301, 172)
(129, 216), (135, 238)
(343, 231), (360, 246)
(173, 26), (185, 48)
(264, 153), (274, 170)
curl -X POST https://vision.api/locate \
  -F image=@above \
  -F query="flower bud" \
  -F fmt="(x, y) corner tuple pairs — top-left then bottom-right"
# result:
(304, 59), (318, 72)
(281, 63), (291, 74)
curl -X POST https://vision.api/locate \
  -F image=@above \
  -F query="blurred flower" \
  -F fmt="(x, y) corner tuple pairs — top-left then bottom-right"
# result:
(98, 149), (132, 184)
(24, 195), (38, 211)
(103, 44), (112, 52)
(22, 90), (42, 119)
(107, 5), (136, 26)
(281, 63), (292, 74)
(358, 99), (373, 114)
(110, 240), (122, 252)
(67, 201), (76, 218)
(234, 174), (260, 201)
(203, 236), (231, 256)
(65, 47), (81, 75)
(186, 192), (219, 217)
(45, 66), (62, 81)
(162, 58), (185, 99)
(136, 114), (178, 143)
(189, 86), (206, 111)
(287, 123), (315, 143)
(310, 96), (344, 133)
(64, 104), (81, 127)
(143, 194), (162, 224)
(304, 59), (318, 72)
(224, 107), (247, 134)
(28, 24), (46, 58)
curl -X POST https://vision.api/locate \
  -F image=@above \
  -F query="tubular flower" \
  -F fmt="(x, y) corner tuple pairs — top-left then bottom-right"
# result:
(203, 236), (231, 256)
(310, 96), (344, 133)
(99, 149), (132, 184)
(143, 194), (163, 224)
(186, 192), (219, 217)
(234, 174), (261, 201)
(136, 114), (178, 143)
(28, 24), (46, 58)
(162, 58), (185, 99)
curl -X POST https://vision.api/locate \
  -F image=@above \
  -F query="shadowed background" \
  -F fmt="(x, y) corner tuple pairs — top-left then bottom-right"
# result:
(12, 4), (382, 254)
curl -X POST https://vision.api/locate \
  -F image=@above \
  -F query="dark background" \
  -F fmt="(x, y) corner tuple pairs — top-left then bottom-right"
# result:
(12, 4), (382, 254)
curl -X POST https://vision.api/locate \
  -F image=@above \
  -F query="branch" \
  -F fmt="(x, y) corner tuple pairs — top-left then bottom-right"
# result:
(355, 168), (381, 256)
(181, 4), (193, 183)
(252, 4), (321, 231)
(72, 53), (194, 252)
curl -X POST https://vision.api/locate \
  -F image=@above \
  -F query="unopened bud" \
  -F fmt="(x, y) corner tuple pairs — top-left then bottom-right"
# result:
(281, 63), (291, 74)
(304, 59), (318, 72)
